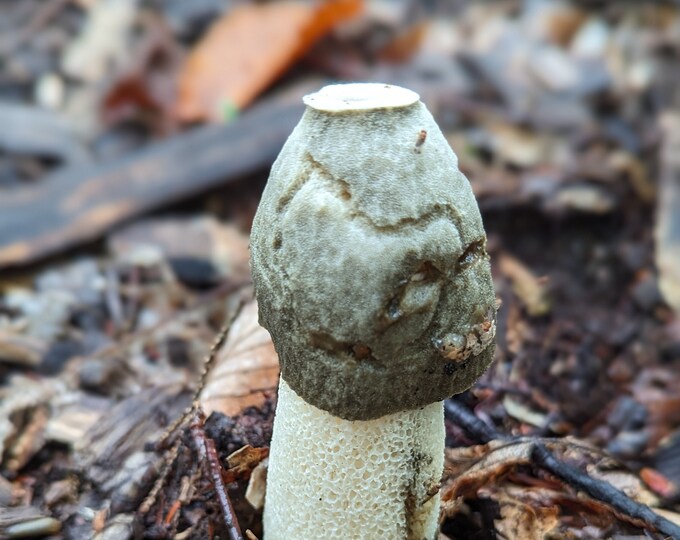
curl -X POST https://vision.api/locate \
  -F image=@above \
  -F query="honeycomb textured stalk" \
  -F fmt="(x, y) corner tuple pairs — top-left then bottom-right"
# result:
(264, 379), (444, 540)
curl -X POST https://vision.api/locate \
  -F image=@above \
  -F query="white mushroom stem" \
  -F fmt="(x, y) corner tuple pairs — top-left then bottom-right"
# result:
(264, 378), (444, 540)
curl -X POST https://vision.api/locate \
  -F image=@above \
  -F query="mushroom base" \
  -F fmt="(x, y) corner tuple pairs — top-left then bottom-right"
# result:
(264, 378), (444, 540)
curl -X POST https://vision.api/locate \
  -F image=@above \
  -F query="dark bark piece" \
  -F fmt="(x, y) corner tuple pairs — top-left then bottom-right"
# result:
(75, 385), (192, 501)
(650, 429), (680, 501)
(444, 398), (503, 444)
(0, 98), (304, 269)
(0, 102), (90, 164)
(0, 505), (45, 527)
(76, 386), (190, 479)
(190, 412), (243, 540)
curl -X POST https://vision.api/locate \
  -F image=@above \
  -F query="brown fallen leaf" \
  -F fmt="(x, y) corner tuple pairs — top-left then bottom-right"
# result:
(632, 367), (680, 445)
(225, 444), (270, 482)
(655, 112), (680, 314)
(101, 13), (183, 135)
(585, 467), (659, 507)
(487, 484), (622, 535)
(199, 300), (279, 417)
(176, 0), (363, 122)
(654, 508), (680, 527)
(540, 3), (587, 46)
(499, 253), (551, 317)
(245, 458), (268, 510)
(491, 490), (560, 540)
(378, 21), (429, 63)
(486, 121), (557, 169)
(442, 440), (535, 505)
(0, 330), (46, 367)
(0, 375), (63, 472)
(109, 216), (251, 285)
(502, 395), (548, 428)
(4, 406), (49, 473)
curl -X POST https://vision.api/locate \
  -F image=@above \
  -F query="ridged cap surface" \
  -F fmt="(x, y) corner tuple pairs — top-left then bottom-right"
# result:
(250, 83), (496, 420)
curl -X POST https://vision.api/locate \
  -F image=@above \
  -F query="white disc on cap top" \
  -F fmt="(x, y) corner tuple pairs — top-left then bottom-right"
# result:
(303, 83), (420, 112)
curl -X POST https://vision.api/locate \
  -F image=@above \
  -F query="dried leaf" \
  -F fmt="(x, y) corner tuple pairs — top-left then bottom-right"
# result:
(44, 477), (78, 507)
(632, 368), (680, 434)
(654, 508), (680, 527)
(3, 406), (49, 473)
(585, 466), (659, 507)
(486, 122), (555, 168)
(0, 330), (46, 367)
(655, 112), (680, 313)
(492, 491), (560, 540)
(109, 216), (250, 285)
(640, 467), (677, 499)
(551, 183), (617, 214)
(245, 458), (268, 510)
(101, 18), (182, 134)
(494, 485), (621, 533)
(226, 444), (270, 480)
(176, 0), (363, 122)
(536, 3), (587, 46)
(442, 440), (535, 502)
(503, 395), (547, 428)
(61, 0), (138, 82)
(379, 22), (429, 63)
(0, 375), (63, 471)
(200, 301), (279, 417)
(499, 253), (551, 317)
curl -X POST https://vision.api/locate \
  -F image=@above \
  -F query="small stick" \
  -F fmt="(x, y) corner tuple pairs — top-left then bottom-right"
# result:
(138, 302), (244, 540)
(190, 411), (243, 540)
(445, 397), (680, 539)
(139, 441), (181, 515)
(154, 301), (245, 450)
(444, 399), (503, 443)
(164, 500), (182, 527)
(206, 434), (243, 540)
(192, 300), (245, 406)
(532, 442), (680, 540)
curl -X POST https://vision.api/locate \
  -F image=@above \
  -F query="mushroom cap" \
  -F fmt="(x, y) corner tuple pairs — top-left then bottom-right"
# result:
(250, 83), (496, 420)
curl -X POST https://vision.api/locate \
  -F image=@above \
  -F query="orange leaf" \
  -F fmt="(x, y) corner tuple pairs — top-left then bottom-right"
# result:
(224, 444), (270, 482)
(378, 22), (429, 63)
(640, 467), (678, 498)
(176, 0), (363, 122)
(199, 300), (280, 417)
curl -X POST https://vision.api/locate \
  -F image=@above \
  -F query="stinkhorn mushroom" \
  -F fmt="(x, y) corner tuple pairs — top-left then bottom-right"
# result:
(250, 83), (496, 539)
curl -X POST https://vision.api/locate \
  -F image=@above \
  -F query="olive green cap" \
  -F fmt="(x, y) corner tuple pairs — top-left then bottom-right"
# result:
(250, 84), (496, 421)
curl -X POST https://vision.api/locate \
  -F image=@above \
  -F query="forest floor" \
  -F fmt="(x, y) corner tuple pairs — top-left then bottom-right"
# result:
(1, 1), (680, 539)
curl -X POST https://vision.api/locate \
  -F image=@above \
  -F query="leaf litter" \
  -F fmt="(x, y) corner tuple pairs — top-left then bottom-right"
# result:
(1, 0), (680, 538)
